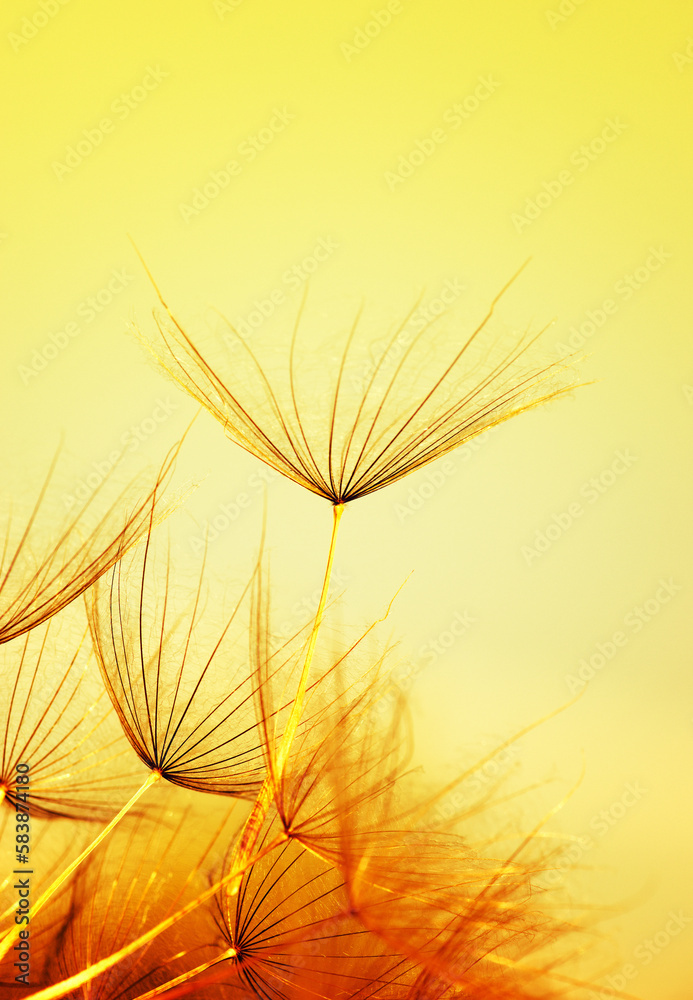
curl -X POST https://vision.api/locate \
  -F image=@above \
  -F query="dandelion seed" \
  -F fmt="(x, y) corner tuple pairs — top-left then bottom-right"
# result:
(135, 253), (578, 508)
(87, 516), (267, 799)
(43, 796), (238, 1000)
(133, 251), (584, 836)
(0, 617), (142, 820)
(224, 555), (406, 895)
(125, 810), (424, 1000)
(248, 571), (410, 858)
(136, 802), (596, 1000)
(0, 437), (185, 646)
(21, 755), (603, 1000)
(0, 500), (263, 964)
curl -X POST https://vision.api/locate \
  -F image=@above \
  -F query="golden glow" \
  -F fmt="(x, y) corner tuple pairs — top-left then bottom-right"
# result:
(2, 2), (691, 997)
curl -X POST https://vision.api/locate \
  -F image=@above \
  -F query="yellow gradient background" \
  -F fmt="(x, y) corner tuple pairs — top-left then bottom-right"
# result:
(1, 1), (692, 995)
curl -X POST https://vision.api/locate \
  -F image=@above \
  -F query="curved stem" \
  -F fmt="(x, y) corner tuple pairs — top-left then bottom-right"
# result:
(129, 947), (237, 1000)
(227, 502), (345, 897)
(276, 501), (344, 776)
(0, 770), (160, 963)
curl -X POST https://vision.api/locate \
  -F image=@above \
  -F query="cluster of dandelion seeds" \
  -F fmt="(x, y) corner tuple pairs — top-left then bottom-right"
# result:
(0, 261), (611, 1000)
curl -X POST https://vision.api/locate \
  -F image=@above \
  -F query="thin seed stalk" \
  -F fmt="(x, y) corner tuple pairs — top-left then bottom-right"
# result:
(128, 948), (238, 1000)
(227, 502), (345, 898)
(276, 502), (345, 775)
(0, 770), (161, 963)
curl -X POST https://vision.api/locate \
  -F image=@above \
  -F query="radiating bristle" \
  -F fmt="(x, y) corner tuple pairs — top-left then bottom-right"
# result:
(135, 262), (582, 506)
(0, 437), (187, 646)
(87, 515), (268, 799)
(0, 617), (143, 821)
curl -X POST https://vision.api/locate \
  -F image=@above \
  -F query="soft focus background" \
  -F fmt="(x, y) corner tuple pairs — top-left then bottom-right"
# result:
(1, 1), (691, 995)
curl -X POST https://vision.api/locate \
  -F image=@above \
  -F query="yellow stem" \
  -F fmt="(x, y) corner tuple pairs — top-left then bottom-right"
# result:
(131, 947), (237, 1000)
(0, 770), (161, 963)
(24, 832), (288, 1000)
(227, 502), (344, 897)
(276, 501), (344, 776)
